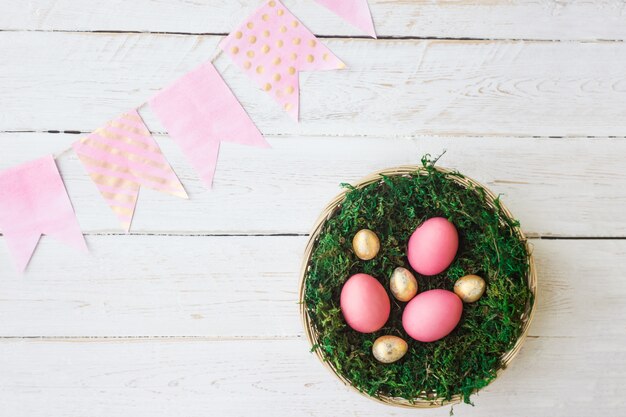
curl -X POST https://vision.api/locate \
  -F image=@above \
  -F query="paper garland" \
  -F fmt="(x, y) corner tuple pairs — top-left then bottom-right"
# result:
(220, 0), (345, 121)
(149, 61), (269, 188)
(73, 110), (188, 232)
(315, 0), (376, 38)
(1, 0), (361, 271)
(0, 156), (87, 272)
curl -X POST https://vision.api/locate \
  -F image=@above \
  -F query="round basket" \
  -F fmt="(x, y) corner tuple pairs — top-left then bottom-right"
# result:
(298, 165), (537, 408)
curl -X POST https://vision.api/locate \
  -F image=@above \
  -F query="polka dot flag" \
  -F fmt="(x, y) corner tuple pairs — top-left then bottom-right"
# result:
(220, 0), (345, 121)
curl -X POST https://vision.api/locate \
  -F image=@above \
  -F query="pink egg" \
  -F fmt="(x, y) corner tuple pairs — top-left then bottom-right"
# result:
(407, 217), (458, 276)
(340, 273), (390, 333)
(402, 289), (463, 342)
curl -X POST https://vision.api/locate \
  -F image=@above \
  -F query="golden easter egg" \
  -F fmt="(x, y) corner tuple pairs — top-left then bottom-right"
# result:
(352, 229), (380, 261)
(372, 335), (408, 364)
(389, 267), (418, 302)
(454, 274), (486, 303)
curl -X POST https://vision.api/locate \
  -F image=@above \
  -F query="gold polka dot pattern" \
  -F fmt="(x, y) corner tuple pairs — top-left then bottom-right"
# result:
(220, 0), (345, 120)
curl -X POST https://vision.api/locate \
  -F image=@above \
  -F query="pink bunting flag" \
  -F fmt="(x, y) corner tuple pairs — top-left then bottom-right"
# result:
(149, 61), (269, 187)
(220, 0), (345, 121)
(0, 155), (87, 272)
(73, 109), (188, 232)
(315, 0), (376, 38)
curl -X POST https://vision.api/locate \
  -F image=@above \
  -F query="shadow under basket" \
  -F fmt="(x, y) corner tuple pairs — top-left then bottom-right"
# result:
(298, 165), (537, 408)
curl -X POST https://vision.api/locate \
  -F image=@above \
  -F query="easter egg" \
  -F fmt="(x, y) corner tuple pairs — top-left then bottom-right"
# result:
(402, 289), (463, 342)
(389, 267), (418, 302)
(340, 273), (390, 333)
(454, 274), (486, 303)
(352, 229), (380, 260)
(407, 217), (458, 276)
(372, 335), (408, 364)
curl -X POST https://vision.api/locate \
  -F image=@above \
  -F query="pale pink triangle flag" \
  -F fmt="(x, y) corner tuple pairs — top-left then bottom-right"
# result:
(0, 155), (87, 272)
(220, 0), (345, 121)
(149, 61), (269, 188)
(73, 109), (188, 232)
(315, 0), (376, 38)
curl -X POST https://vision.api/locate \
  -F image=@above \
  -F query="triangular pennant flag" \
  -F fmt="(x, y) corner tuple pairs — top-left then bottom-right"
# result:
(220, 0), (345, 121)
(73, 110), (187, 232)
(148, 61), (269, 188)
(314, 0), (376, 38)
(0, 155), (87, 272)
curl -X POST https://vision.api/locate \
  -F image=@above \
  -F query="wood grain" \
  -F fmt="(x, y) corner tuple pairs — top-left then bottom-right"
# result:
(2, 0), (626, 41)
(0, 336), (624, 417)
(3, 32), (626, 136)
(2, 2), (625, 415)
(3, 132), (626, 237)
(0, 237), (623, 340)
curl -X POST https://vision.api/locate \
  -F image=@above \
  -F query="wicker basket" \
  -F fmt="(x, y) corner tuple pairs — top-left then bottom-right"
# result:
(298, 165), (537, 408)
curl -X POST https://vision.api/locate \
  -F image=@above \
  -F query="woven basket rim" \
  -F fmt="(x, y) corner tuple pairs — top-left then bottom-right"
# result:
(298, 165), (538, 408)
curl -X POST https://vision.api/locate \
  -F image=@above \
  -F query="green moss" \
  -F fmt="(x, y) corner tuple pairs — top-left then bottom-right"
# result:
(303, 156), (532, 404)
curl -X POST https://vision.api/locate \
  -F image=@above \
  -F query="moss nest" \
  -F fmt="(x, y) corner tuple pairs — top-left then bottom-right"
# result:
(303, 157), (533, 404)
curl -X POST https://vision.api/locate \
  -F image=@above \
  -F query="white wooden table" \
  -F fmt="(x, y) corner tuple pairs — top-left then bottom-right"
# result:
(1, 1), (626, 416)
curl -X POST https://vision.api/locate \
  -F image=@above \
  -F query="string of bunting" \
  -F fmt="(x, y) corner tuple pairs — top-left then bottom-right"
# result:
(0, 0), (376, 273)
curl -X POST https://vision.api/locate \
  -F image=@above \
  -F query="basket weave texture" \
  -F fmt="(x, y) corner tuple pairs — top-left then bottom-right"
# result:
(298, 165), (537, 408)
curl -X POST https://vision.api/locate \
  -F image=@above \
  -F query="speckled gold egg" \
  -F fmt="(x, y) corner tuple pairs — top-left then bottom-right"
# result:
(454, 274), (486, 303)
(352, 229), (380, 260)
(389, 267), (418, 302)
(372, 335), (408, 364)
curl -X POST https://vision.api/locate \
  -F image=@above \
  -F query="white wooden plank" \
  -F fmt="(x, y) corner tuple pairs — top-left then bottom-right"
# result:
(2, 3), (623, 416)
(2, 132), (626, 237)
(3, 32), (626, 136)
(2, 0), (626, 41)
(0, 237), (623, 339)
(0, 336), (623, 417)
(0, 235), (305, 337)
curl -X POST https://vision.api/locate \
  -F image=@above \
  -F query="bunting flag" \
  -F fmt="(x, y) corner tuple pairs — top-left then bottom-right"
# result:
(73, 110), (187, 232)
(315, 0), (376, 38)
(0, 155), (87, 272)
(0, 1), (362, 273)
(220, 0), (345, 121)
(149, 61), (269, 188)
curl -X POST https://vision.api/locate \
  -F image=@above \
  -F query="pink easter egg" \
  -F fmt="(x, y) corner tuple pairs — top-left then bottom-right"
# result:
(402, 289), (463, 342)
(340, 273), (391, 333)
(407, 217), (458, 276)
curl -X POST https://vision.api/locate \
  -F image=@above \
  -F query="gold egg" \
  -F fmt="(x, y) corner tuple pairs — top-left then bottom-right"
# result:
(389, 267), (418, 302)
(352, 229), (380, 260)
(372, 335), (408, 364)
(454, 274), (486, 303)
